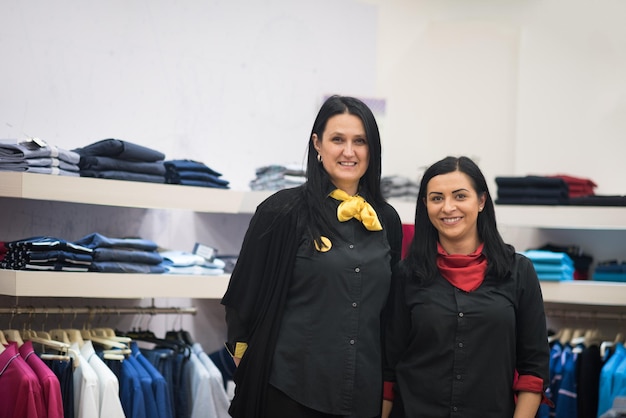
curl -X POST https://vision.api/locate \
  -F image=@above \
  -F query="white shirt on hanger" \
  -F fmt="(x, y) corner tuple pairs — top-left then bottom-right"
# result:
(80, 340), (125, 418)
(71, 342), (100, 418)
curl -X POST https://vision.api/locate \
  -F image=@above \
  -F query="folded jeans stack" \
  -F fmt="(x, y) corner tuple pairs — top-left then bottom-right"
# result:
(0, 138), (80, 176)
(73, 138), (166, 183)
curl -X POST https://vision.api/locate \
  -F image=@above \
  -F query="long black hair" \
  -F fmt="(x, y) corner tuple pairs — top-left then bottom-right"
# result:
(302, 95), (385, 244)
(402, 156), (515, 285)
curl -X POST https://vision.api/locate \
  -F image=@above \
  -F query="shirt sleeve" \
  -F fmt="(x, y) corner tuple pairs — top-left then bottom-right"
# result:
(514, 254), (551, 389)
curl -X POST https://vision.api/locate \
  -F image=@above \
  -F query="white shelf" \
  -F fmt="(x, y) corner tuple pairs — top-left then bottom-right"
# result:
(495, 204), (625, 230)
(0, 270), (230, 299)
(0, 172), (272, 213)
(389, 199), (626, 230)
(540, 280), (626, 306)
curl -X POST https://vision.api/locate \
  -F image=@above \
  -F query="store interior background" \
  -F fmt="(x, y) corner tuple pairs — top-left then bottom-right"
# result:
(1, 0), (625, 352)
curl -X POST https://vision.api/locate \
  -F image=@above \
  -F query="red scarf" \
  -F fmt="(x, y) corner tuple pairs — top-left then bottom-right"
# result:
(436, 242), (487, 292)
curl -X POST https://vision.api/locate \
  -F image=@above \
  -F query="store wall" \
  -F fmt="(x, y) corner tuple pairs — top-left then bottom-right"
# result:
(373, 0), (626, 196)
(1, 0), (625, 350)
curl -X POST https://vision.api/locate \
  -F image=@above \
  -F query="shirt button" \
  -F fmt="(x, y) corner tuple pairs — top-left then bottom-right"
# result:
(349, 244), (354, 249)
(456, 374), (462, 380)
(349, 339), (355, 345)
(452, 406), (458, 412)
(355, 267), (360, 273)
(352, 302), (358, 308)
(458, 342), (464, 348)
(458, 312), (464, 317)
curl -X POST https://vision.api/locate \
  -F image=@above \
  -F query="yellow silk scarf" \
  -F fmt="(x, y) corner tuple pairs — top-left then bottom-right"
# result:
(329, 189), (383, 231)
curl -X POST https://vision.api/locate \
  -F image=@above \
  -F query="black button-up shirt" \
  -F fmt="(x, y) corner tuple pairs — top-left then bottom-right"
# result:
(385, 254), (550, 418)
(269, 195), (393, 417)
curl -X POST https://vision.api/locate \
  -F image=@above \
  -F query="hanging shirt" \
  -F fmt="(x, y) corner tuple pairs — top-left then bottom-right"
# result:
(19, 340), (64, 418)
(599, 344), (626, 416)
(80, 341), (125, 418)
(0, 342), (46, 418)
(131, 341), (172, 418)
(183, 350), (216, 418)
(192, 342), (230, 418)
(70, 343), (100, 418)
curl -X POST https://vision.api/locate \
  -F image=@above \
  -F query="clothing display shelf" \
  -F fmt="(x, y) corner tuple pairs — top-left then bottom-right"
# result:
(0, 172), (273, 299)
(388, 199), (626, 307)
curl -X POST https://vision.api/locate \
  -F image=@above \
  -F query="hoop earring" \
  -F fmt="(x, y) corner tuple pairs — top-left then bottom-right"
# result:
(317, 154), (322, 163)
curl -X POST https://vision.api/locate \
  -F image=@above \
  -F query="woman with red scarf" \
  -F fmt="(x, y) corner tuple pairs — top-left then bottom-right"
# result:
(382, 156), (550, 418)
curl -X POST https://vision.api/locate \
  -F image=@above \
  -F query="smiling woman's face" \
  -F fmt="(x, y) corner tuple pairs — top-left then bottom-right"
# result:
(424, 170), (486, 253)
(313, 113), (369, 196)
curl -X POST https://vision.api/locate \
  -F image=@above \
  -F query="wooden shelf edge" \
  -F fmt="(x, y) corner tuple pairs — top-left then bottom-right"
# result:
(0, 172), (263, 214)
(0, 270), (230, 299)
(540, 280), (626, 306)
(495, 204), (626, 230)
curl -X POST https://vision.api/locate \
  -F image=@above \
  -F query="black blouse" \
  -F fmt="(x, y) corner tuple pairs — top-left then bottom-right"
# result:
(222, 185), (403, 418)
(384, 253), (550, 418)
(269, 194), (394, 416)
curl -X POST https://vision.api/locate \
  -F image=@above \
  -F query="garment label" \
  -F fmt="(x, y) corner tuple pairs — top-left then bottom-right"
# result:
(193, 243), (216, 262)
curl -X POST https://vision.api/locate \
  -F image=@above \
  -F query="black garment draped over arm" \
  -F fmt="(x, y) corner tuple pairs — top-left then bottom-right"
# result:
(221, 187), (303, 418)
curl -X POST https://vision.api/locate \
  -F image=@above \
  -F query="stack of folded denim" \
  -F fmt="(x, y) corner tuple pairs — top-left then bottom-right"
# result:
(520, 249), (575, 281)
(0, 236), (93, 271)
(381, 175), (420, 200)
(248, 164), (305, 191)
(73, 138), (166, 183)
(0, 138), (80, 176)
(73, 232), (166, 273)
(164, 159), (230, 189)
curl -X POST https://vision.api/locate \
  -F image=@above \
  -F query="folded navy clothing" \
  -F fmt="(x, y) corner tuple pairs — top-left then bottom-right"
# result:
(74, 233), (159, 251)
(1, 236), (93, 270)
(495, 176), (569, 189)
(569, 195), (626, 206)
(497, 186), (569, 198)
(495, 176), (570, 205)
(73, 138), (165, 162)
(79, 156), (166, 175)
(93, 247), (163, 265)
(79, 169), (165, 183)
(495, 197), (567, 205)
(164, 159), (222, 176)
(595, 261), (626, 273)
(4, 236), (93, 254)
(164, 159), (229, 188)
(168, 170), (229, 186)
(88, 261), (167, 273)
(177, 179), (230, 189)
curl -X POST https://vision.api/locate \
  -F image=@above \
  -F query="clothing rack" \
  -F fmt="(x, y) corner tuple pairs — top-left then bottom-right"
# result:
(545, 308), (626, 322)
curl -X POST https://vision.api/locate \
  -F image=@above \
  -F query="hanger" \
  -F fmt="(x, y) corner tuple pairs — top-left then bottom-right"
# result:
(64, 310), (86, 348)
(599, 332), (624, 359)
(81, 328), (129, 350)
(0, 330), (7, 352)
(165, 312), (195, 345)
(4, 329), (25, 347)
(3, 309), (25, 346)
(569, 328), (586, 347)
(583, 328), (603, 347)
(558, 328), (573, 345)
